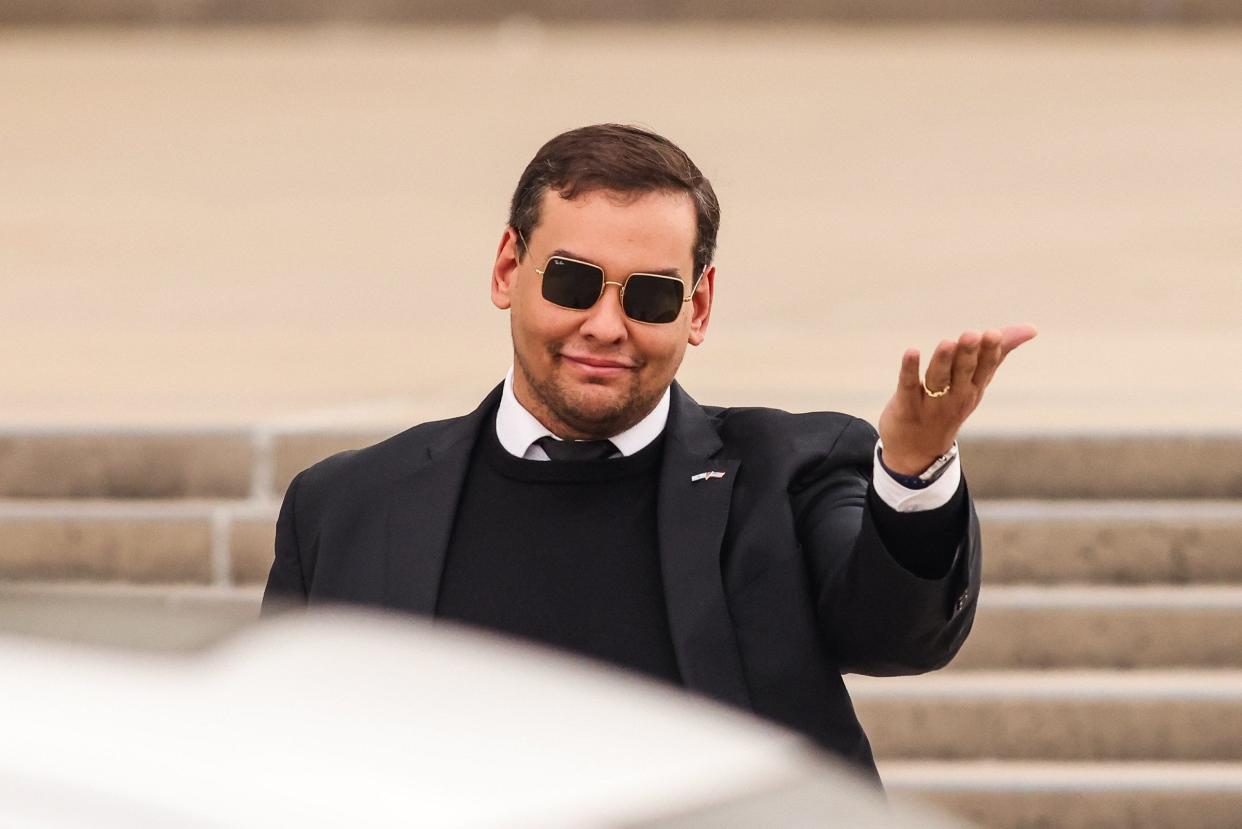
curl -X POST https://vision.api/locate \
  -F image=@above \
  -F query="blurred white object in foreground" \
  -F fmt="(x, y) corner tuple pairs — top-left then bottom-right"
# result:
(0, 608), (970, 827)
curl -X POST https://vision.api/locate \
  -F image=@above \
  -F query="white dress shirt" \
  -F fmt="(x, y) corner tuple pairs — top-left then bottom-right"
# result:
(495, 367), (960, 512)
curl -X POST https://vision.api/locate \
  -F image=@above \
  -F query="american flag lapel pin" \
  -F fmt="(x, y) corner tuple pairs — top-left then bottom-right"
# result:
(690, 470), (727, 482)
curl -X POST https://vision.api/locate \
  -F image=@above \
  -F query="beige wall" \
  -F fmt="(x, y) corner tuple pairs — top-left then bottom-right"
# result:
(3, 25), (1240, 430)
(5, 1), (1242, 24)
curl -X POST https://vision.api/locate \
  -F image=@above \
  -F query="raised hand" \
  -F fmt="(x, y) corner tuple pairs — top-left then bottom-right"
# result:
(877, 324), (1038, 475)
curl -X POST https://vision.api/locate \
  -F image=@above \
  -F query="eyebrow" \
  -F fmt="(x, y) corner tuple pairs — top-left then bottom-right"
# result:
(548, 248), (683, 279)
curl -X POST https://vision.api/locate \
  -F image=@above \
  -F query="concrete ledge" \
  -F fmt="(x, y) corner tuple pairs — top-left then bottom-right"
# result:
(170, 498), (1242, 589)
(849, 671), (1242, 760)
(886, 761), (1242, 829)
(5, 498), (1242, 611)
(850, 669), (1242, 699)
(0, 503), (215, 583)
(957, 587), (1242, 670)
(0, 433), (254, 499)
(980, 501), (1242, 583)
(0, 581), (261, 651)
(961, 435), (1242, 499)
(0, 500), (277, 585)
(4, 429), (1240, 500)
(272, 432), (1242, 499)
(0, 579), (263, 603)
(981, 585), (1242, 609)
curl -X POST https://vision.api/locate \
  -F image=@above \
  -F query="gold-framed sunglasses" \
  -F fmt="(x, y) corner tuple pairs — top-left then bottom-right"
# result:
(517, 231), (704, 325)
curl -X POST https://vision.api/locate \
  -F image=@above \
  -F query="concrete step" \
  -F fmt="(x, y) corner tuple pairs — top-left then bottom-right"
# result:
(5, 504), (1242, 669)
(884, 761), (1242, 829)
(0, 430), (257, 499)
(0, 582), (261, 652)
(959, 435), (1242, 500)
(956, 586), (1242, 670)
(271, 432), (1242, 501)
(3, 497), (1241, 589)
(3, 430), (1241, 500)
(979, 501), (1242, 584)
(849, 671), (1242, 762)
(4, 578), (1242, 673)
(0, 500), (278, 585)
(224, 502), (1242, 593)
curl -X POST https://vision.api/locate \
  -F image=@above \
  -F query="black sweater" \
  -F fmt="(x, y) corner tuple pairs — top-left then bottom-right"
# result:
(435, 414), (681, 685)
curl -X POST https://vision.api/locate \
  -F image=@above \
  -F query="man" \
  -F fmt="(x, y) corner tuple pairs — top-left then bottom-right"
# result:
(262, 124), (1035, 782)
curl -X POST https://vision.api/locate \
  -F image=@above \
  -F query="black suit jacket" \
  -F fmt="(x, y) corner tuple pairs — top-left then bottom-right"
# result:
(262, 381), (981, 780)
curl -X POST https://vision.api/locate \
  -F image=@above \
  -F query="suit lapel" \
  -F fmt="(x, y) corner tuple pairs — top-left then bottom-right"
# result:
(384, 383), (502, 615)
(658, 383), (751, 710)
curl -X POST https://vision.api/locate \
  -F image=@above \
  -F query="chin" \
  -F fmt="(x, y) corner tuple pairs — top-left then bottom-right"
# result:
(551, 380), (649, 435)
(560, 385), (630, 424)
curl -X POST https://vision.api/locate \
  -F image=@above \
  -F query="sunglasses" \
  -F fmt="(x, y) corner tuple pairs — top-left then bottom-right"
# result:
(518, 231), (703, 325)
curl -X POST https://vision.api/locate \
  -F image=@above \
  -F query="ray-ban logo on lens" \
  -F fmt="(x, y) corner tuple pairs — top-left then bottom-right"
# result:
(690, 471), (727, 482)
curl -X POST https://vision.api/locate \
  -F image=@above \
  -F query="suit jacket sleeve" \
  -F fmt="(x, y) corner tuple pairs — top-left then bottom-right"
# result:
(790, 416), (982, 676)
(261, 469), (310, 615)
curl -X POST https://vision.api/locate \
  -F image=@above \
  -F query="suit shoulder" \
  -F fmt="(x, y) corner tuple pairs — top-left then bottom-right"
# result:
(713, 406), (877, 465)
(291, 412), (473, 501)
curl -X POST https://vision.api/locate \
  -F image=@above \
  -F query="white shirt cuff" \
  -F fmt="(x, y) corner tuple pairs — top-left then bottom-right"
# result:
(871, 441), (962, 513)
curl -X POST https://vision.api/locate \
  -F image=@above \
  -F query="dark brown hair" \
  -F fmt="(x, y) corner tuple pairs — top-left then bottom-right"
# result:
(508, 124), (720, 277)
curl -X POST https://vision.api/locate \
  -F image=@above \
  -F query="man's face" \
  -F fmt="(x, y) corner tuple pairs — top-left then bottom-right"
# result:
(491, 188), (714, 440)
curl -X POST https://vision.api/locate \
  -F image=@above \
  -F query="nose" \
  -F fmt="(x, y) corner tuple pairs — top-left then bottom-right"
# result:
(578, 281), (629, 343)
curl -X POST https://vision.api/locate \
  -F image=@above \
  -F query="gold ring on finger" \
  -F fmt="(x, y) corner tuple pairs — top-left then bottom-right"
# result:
(922, 380), (951, 398)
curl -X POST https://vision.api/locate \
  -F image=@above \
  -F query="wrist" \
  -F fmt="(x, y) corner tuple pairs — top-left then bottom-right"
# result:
(880, 450), (940, 476)
(877, 439), (957, 477)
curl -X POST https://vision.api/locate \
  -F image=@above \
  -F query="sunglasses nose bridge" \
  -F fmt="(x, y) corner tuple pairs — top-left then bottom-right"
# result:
(595, 279), (628, 315)
(598, 279), (626, 306)
(574, 279), (630, 341)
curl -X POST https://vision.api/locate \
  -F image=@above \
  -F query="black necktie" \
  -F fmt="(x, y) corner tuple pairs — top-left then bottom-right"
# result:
(534, 436), (618, 461)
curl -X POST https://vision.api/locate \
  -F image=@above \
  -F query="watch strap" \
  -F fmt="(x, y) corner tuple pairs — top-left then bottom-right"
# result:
(878, 442), (959, 489)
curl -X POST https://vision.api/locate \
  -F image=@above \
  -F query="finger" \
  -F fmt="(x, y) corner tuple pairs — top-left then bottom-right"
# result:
(999, 323), (1038, 359)
(972, 328), (1004, 389)
(897, 347), (922, 396)
(950, 330), (982, 391)
(924, 339), (956, 395)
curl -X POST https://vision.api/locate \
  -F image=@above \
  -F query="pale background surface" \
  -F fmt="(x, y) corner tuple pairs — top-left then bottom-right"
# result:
(4, 24), (1239, 431)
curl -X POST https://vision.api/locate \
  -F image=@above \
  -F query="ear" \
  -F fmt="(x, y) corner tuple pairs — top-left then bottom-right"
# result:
(686, 264), (715, 347)
(491, 227), (521, 310)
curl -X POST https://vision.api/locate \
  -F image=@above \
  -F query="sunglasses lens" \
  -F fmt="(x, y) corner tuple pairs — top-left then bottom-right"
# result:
(542, 258), (602, 310)
(623, 275), (684, 324)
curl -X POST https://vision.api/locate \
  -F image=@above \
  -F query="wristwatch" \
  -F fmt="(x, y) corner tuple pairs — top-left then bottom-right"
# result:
(878, 442), (959, 490)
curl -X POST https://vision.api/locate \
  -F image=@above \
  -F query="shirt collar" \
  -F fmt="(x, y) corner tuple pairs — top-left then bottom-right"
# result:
(495, 366), (670, 459)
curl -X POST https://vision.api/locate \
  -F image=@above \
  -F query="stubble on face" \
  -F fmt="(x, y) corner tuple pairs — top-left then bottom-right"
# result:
(512, 322), (668, 440)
